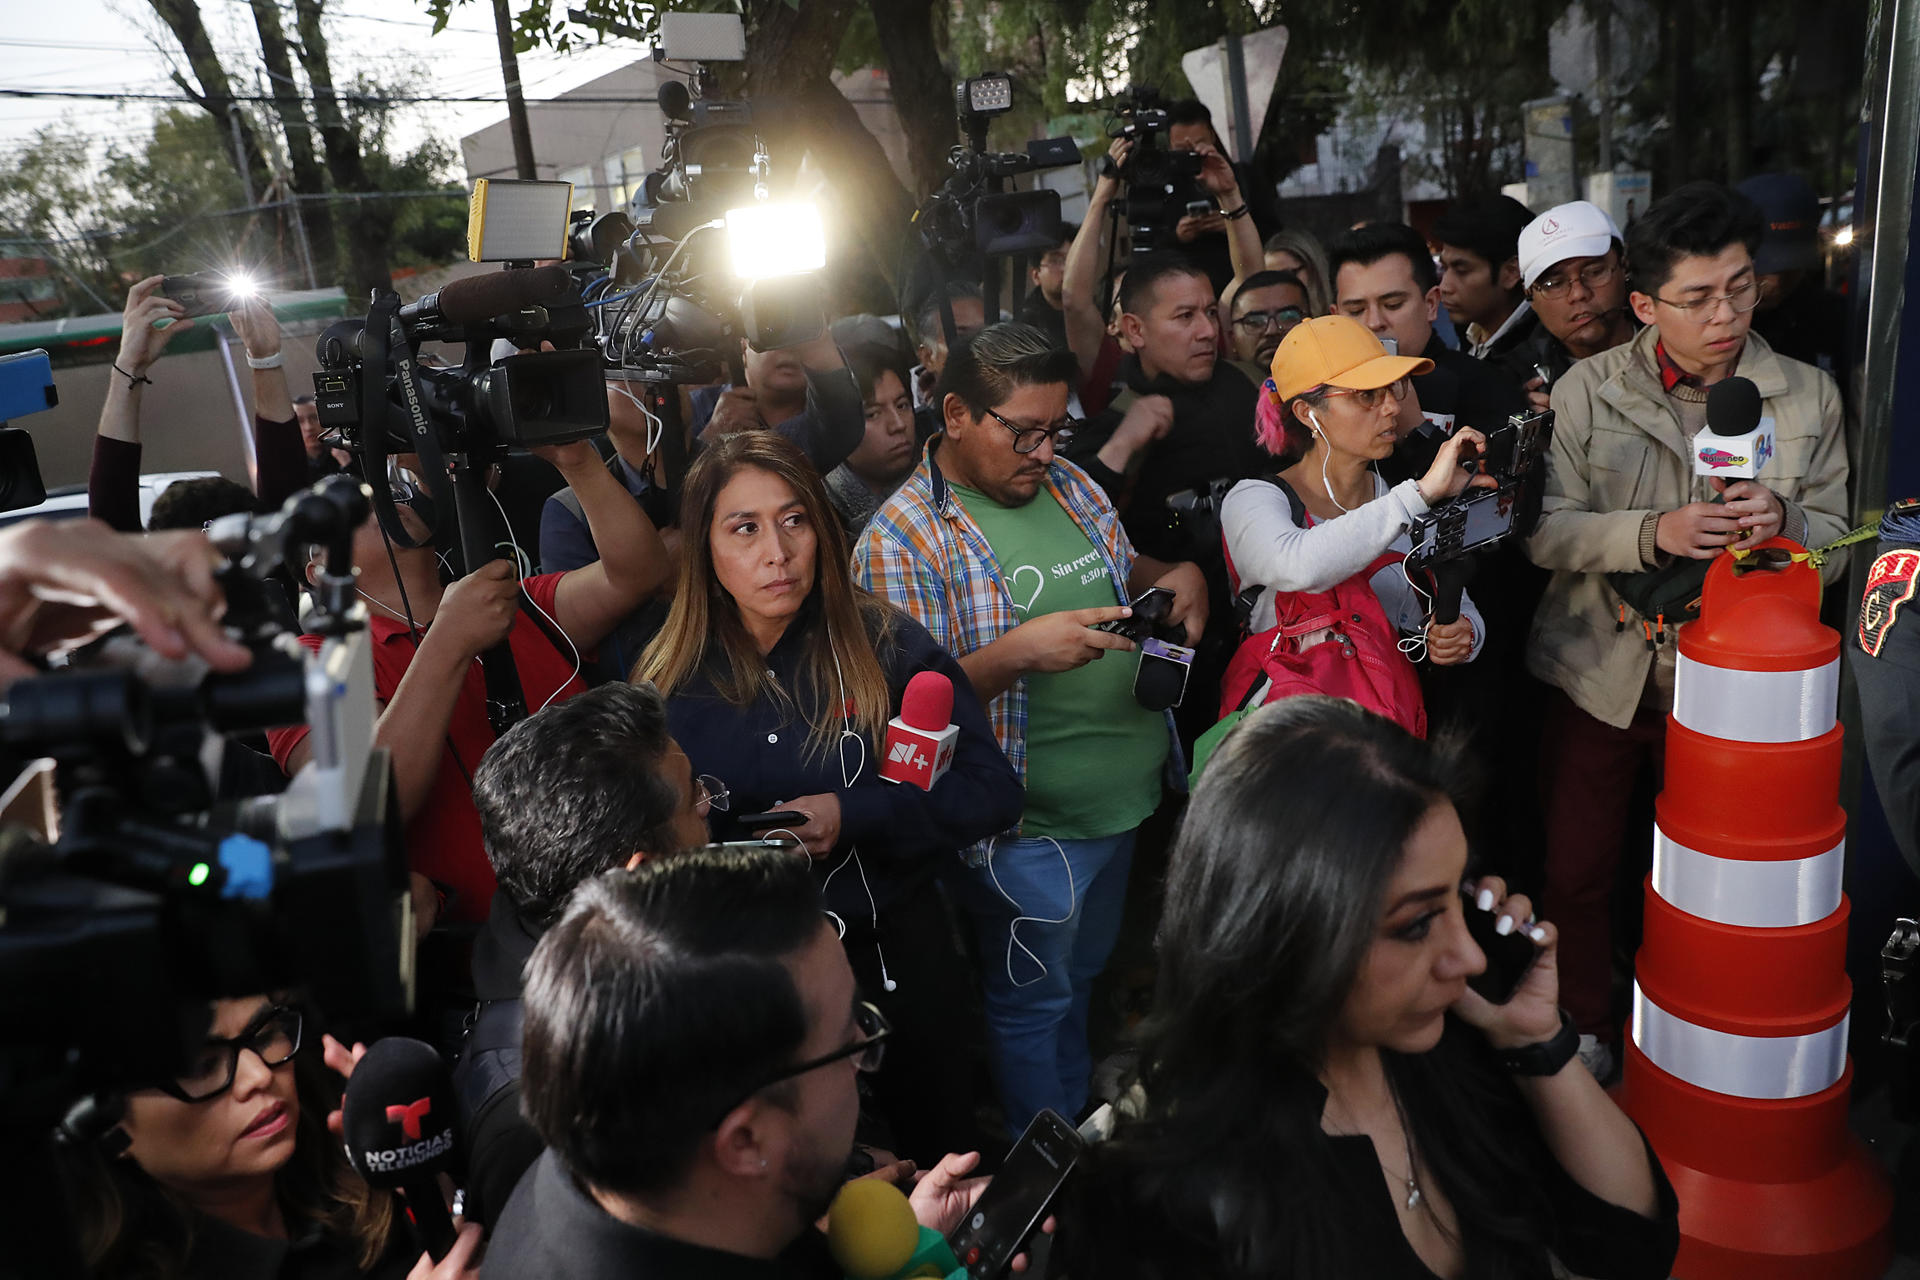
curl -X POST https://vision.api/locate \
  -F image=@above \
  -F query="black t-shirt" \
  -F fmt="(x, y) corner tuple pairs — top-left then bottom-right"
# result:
(185, 1211), (416, 1280)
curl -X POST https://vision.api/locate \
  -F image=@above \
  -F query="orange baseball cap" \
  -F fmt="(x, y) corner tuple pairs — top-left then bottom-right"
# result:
(1268, 314), (1434, 401)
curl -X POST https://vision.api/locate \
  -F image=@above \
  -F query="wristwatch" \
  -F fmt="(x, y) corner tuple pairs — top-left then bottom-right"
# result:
(1494, 1009), (1580, 1077)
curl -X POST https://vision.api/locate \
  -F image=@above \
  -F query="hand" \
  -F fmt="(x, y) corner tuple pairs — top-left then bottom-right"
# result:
(117, 275), (192, 375)
(529, 439), (602, 474)
(1193, 143), (1239, 199)
(1425, 616), (1474, 665)
(1711, 478), (1785, 550)
(1656, 501), (1743, 560)
(1416, 427), (1495, 505)
(321, 1033), (369, 1139)
(1175, 213), (1228, 244)
(1007, 605), (1139, 674)
(909, 1152), (1055, 1274)
(776, 791), (843, 857)
(1153, 560), (1209, 645)
(0, 522), (252, 680)
(430, 560), (519, 659)
(1451, 876), (1564, 1052)
(227, 295), (282, 359)
(404, 1222), (484, 1280)
(409, 871), (440, 939)
(1096, 137), (1134, 196)
(705, 387), (767, 438)
(1523, 376), (1551, 414)
(1113, 394), (1174, 453)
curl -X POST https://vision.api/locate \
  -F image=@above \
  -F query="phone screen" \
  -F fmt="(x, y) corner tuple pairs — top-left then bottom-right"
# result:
(948, 1109), (1083, 1279)
(1461, 887), (1538, 1004)
(1458, 488), (1517, 549)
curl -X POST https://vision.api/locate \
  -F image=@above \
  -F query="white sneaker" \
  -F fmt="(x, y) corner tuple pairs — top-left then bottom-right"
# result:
(1577, 1034), (1617, 1083)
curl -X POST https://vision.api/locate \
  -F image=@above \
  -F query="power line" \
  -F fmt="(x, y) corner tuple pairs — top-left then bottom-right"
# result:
(0, 86), (672, 106)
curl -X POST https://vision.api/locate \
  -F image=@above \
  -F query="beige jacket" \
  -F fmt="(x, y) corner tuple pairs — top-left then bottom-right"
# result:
(1524, 326), (1851, 729)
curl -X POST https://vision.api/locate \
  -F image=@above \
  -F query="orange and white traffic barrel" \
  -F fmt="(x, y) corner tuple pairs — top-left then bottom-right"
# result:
(1614, 539), (1893, 1278)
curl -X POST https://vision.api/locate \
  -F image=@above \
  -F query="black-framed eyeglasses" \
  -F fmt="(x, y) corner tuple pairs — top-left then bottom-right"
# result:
(694, 774), (729, 816)
(983, 407), (1081, 455)
(1321, 377), (1413, 410)
(714, 1001), (891, 1124)
(154, 1005), (303, 1102)
(1233, 307), (1306, 334)
(1531, 258), (1620, 300)
(1652, 276), (1761, 316)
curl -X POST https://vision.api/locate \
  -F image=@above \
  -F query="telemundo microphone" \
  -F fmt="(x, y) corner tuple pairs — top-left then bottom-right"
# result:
(1691, 375), (1774, 483)
(878, 670), (959, 791)
(340, 1037), (461, 1262)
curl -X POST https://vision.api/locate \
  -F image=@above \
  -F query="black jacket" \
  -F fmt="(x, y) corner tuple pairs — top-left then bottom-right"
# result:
(450, 892), (547, 1231)
(1855, 501), (1920, 881)
(1385, 334), (1533, 485)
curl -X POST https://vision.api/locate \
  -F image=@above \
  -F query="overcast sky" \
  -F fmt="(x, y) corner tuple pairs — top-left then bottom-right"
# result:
(0, 0), (646, 169)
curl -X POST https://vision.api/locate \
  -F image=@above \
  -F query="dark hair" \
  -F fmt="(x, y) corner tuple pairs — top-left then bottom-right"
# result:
(293, 393), (316, 407)
(1064, 698), (1553, 1275)
(520, 850), (826, 1197)
(1328, 222), (1439, 295)
(474, 682), (684, 924)
(147, 477), (261, 532)
(910, 282), (985, 349)
(54, 1005), (395, 1279)
(938, 321), (1079, 419)
(1167, 98), (1218, 138)
(1627, 180), (1766, 298)
(1118, 254), (1211, 316)
(1232, 269), (1308, 315)
(1430, 195), (1535, 281)
(845, 340), (912, 406)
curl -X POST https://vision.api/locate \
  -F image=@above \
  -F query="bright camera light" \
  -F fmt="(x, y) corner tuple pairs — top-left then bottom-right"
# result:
(961, 73), (1014, 116)
(468, 178), (573, 263)
(725, 202), (826, 279)
(1834, 225), (1855, 248)
(225, 273), (259, 300)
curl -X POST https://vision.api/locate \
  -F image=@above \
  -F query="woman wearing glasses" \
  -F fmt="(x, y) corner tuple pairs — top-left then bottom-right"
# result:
(1217, 316), (1492, 736)
(637, 430), (1021, 1165)
(53, 997), (474, 1279)
(1058, 697), (1678, 1279)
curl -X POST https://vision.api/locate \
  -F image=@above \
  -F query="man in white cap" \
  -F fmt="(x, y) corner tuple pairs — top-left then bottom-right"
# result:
(1499, 200), (1638, 411)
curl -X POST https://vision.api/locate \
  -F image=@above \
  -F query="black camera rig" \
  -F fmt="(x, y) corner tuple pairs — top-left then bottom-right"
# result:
(1103, 85), (1208, 264)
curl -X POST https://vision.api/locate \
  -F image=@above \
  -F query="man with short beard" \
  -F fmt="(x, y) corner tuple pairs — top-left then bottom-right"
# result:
(1499, 201), (1640, 412)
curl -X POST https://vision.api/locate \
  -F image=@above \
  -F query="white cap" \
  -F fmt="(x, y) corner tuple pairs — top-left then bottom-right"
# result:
(1518, 201), (1623, 289)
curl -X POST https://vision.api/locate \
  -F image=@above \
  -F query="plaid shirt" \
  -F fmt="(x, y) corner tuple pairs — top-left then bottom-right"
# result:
(854, 436), (1158, 787)
(1653, 338), (1707, 393)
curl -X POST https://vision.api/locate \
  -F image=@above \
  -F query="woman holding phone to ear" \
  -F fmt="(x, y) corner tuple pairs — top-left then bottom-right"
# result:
(1058, 697), (1678, 1279)
(1220, 315), (1492, 692)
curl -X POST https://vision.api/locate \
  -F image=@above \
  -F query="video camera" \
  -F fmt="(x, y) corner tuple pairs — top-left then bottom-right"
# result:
(0, 476), (411, 1149)
(1405, 407), (1556, 622)
(1105, 85), (1207, 260)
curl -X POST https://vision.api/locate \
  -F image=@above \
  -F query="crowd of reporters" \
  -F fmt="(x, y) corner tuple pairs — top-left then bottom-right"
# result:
(19, 100), (1875, 1276)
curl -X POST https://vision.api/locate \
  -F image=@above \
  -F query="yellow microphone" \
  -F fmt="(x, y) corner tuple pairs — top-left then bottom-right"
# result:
(826, 1179), (964, 1280)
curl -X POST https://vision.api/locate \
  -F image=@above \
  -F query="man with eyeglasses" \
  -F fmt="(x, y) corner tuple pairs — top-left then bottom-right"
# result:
(1224, 267), (1311, 381)
(453, 682), (716, 1229)
(1499, 201), (1640, 412)
(856, 321), (1205, 1138)
(1017, 227), (1075, 349)
(1524, 180), (1851, 1084)
(486, 848), (1002, 1278)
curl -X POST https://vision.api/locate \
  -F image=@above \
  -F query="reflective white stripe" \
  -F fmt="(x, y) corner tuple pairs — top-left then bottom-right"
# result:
(1672, 654), (1838, 742)
(1651, 829), (1845, 927)
(1632, 983), (1847, 1099)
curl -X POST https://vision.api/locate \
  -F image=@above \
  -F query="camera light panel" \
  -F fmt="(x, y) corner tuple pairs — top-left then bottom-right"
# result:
(468, 179), (574, 263)
(962, 74), (1014, 115)
(725, 202), (826, 280)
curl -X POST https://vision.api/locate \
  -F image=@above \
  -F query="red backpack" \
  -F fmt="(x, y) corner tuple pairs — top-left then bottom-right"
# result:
(1217, 477), (1428, 739)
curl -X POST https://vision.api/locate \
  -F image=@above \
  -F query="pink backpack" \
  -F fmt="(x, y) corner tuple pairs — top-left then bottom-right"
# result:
(1217, 477), (1428, 739)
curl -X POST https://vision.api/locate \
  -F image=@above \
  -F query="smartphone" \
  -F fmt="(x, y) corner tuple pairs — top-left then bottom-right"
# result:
(690, 838), (801, 855)
(1184, 198), (1215, 219)
(1461, 886), (1538, 1004)
(948, 1108), (1084, 1279)
(736, 810), (806, 833)
(160, 273), (245, 318)
(1092, 587), (1174, 639)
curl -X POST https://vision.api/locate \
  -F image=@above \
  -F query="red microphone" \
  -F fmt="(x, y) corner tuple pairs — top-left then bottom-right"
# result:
(878, 671), (959, 791)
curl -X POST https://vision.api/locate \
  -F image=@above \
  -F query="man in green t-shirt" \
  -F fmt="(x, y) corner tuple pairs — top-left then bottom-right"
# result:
(855, 322), (1208, 1135)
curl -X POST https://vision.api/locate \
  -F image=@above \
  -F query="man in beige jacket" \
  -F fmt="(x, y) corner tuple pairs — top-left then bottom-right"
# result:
(1525, 181), (1851, 1081)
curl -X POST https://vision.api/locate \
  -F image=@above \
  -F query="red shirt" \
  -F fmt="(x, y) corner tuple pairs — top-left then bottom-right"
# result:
(267, 571), (585, 925)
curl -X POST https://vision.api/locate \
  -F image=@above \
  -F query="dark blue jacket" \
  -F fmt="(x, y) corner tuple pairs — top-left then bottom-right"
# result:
(665, 602), (1021, 921)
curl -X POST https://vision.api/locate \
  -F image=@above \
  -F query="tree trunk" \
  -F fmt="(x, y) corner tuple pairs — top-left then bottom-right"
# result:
(1724, 0), (1752, 182)
(1664, 0), (1692, 192)
(146, 0), (274, 201)
(1592, 0), (1614, 172)
(491, 0), (538, 179)
(868, 0), (954, 199)
(246, 0), (337, 286)
(292, 0), (392, 298)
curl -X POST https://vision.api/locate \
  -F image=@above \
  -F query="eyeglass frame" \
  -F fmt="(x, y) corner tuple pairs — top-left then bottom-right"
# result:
(152, 1005), (304, 1102)
(1232, 306), (1307, 334)
(1318, 377), (1414, 410)
(711, 1000), (892, 1125)
(983, 406), (1081, 455)
(693, 774), (730, 816)
(1529, 256), (1621, 300)
(1650, 275), (1762, 317)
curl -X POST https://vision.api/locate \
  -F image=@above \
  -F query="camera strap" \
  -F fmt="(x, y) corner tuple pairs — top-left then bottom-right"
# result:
(357, 292), (427, 552)
(386, 305), (460, 558)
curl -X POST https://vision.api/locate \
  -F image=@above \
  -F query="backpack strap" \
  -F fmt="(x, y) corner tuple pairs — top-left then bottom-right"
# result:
(452, 996), (525, 1131)
(1225, 475), (1309, 635)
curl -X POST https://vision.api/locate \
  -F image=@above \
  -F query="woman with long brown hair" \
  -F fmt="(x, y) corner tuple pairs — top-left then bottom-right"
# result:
(638, 431), (1021, 1164)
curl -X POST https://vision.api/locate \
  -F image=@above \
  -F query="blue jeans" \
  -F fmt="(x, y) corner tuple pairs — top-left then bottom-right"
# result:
(962, 829), (1136, 1138)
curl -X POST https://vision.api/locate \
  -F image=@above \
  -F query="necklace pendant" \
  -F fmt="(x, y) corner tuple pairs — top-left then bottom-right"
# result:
(1406, 1182), (1422, 1210)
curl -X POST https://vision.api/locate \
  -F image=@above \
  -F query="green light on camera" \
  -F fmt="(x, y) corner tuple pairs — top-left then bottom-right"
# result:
(188, 862), (211, 888)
